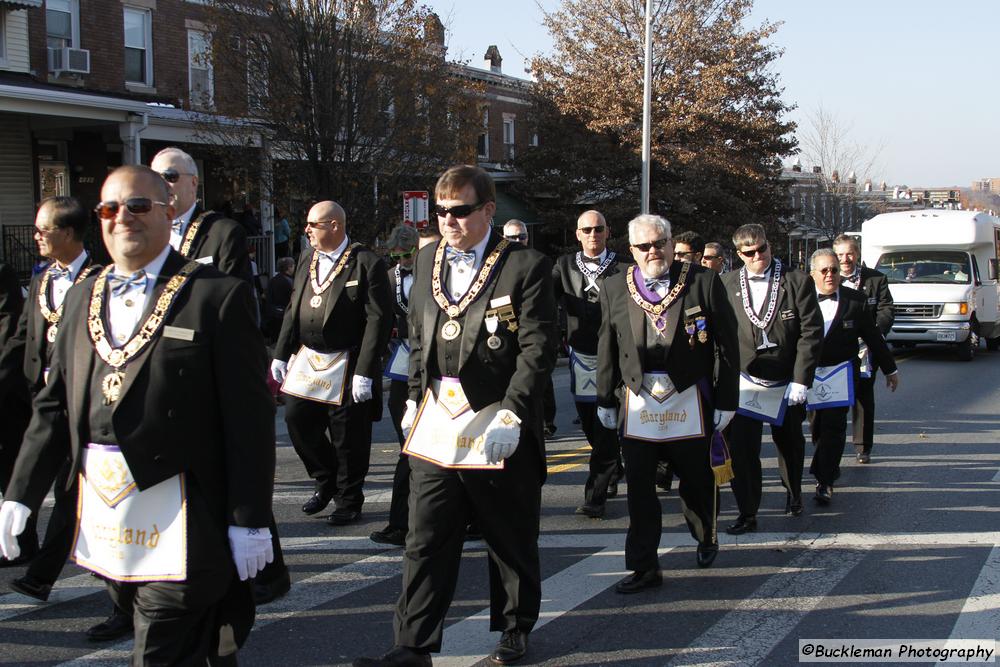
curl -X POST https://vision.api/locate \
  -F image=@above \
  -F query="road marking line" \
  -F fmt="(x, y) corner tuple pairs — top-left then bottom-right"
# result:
(0, 572), (102, 622)
(993, 468), (1000, 482)
(939, 544), (1000, 666)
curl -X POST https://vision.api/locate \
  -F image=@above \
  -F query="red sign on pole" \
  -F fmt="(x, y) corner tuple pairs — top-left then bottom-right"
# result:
(403, 191), (430, 229)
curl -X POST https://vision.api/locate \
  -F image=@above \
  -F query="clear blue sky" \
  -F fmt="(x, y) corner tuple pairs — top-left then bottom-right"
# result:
(421, 0), (999, 188)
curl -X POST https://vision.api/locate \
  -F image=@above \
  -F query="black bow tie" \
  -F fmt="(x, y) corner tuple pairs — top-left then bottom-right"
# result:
(843, 273), (859, 282)
(399, 267), (412, 277)
(818, 292), (838, 302)
(582, 256), (602, 265)
(748, 274), (768, 282)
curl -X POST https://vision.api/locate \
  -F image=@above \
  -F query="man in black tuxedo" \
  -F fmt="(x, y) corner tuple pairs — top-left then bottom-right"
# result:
(833, 234), (895, 464)
(354, 165), (557, 667)
(370, 223), (419, 547)
(271, 200), (393, 527)
(264, 256), (295, 342)
(597, 214), (739, 594)
(808, 248), (899, 504)
(552, 209), (626, 517)
(0, 197), (100, 600)
(722, 224), (824, 534)
(0, 165), (276, 664)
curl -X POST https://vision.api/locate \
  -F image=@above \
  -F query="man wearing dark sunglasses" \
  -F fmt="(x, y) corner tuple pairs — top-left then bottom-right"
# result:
(673, 230), (705, 264)
(721, 224), (823, 535)
(0, 165), (276, 664)
(702, 241), (725, 274)
(502, 219), (529, 244)
(552, 210), (626, 519)
(596, 214), (739, 594)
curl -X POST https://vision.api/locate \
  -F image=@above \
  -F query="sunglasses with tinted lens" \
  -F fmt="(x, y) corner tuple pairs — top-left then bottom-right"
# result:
(434, 202), (484, 219)
(157, 168), (192, 184)
(390, 249), (415, 260)
(818, 266), (840, 275)
(702, 254), (720, 261)
(578, 225), (606, 235)
(505, 234), (528, 241)
(674, 250), (694, 258)
(738, 242), (769, 258)
(94, 198), (167, 219)
(632, 238), (670, 252)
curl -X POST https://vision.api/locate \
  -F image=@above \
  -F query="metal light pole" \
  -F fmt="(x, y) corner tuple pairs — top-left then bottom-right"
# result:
(640, 0), (653, 214)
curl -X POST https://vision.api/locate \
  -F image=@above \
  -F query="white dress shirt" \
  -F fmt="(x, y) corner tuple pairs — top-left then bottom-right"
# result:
(402, 272), (413, 300)
(49, 250), (88, 310)
(745, 268), (771, 313)
(169, 203), (198, 252)
(446, 231), (492, 301)
(841, 270), (861, 292)
(637, 268), (671, 298)
(107, 245), (171, 347)
(316, 236), (349, 283)
(817, 289), (839, 336)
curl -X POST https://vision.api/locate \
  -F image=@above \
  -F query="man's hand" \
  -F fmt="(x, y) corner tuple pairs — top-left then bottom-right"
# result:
(597, 406), (618, 430)
(227, 526), (273, 580)
(352, 375), (373, 403)
(0, 502), (31, 560)
(713, 409), (735, 432)
(886, 371), (899, 392)
(270, 359), (288, 384)
(482, 409), (521, 464)
(785, 382), (809, 406)
(400, 399), (418, 436)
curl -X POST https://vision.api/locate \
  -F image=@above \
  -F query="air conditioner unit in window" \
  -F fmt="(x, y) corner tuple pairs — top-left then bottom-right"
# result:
(47, 47), (91, 74)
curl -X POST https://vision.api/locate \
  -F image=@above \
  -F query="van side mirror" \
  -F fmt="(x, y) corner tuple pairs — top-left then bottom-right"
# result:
(990, 259), (998, 281)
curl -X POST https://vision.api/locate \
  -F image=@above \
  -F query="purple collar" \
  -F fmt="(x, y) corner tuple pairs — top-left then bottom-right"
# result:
(632, 265), (666, 303)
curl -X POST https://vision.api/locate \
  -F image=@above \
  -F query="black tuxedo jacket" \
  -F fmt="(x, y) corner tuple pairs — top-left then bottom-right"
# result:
(406, 234), (558, 451)
(721, 264), (824, 385)
(0, 263), (29, 405)
(815, 286), (897, 375)
(186, 205), (253, 286)
(7, 251), (276, 531)
(853, 266), (894, 335)
(387, 265), (411, 340)
(275, 243), (393, 383)
(552, 251), (631, 354)
(597, 261), (740, 411)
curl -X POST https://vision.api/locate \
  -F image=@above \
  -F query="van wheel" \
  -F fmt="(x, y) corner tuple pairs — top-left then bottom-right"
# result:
(957, 332), (978, 361)
(987, 337), (1000, 351)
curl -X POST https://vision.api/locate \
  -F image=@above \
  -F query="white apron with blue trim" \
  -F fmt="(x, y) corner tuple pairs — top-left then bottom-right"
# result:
(623, 372), (705, 442)
(384, 340), (410, 382)
(806, 361), (855, 410)
(568, 347), (598, 402)
(280, 345), (349, 405)
(73, 444), (187, 582)
(736, 374), (789, 425)
(403, 378), (504, 469)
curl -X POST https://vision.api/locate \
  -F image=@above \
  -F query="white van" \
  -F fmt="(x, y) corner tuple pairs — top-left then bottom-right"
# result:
(861, 209), (1000, 360)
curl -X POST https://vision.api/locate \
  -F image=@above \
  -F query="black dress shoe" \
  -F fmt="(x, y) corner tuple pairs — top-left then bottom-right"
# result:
(490, 629), (528, 664)
(10, 575), (51, 602)
(328, 508), (362, 525)
(353, 646), (432, 667)
(857, 452), (871, 464)
(370, 526), (407, 546)
(696, 542), (719, 568)
(302, 492), (332, 516)
(814, 484), (833, 505)
(86, 608), (134, 642)
(615, 569), (662, 594)
(575, 503), (605, 518)
(253, 568), (291, 605)
(607, 481), (619, 498)
(543, 423), (557, 437)
(785, 495), (804, 517)
(725, 516), (757, 535)
(0, 546), (38, 568)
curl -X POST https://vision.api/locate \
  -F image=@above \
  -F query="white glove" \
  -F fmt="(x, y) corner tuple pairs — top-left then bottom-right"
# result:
(270, 359), (288, 384)
(227, 525), (274, 581)
(482, 409), (522, 464)
(0, 501), (31, 560)
(352, 375), (373, 402)
(400, 399), (418, 436)
(597, 406), (618, 430)
(785, 382), (809, 406)
(713, 409), (735, 432)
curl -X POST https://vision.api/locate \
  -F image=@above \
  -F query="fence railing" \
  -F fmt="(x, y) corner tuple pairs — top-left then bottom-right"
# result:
(247, 234), (274, 278)
(2, 225), (39, 283)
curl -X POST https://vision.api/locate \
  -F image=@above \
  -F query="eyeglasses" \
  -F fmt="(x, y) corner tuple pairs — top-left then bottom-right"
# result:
(305, 220), (334, 229)
(631, 238), (670, 253)
(738, 242), (769, 258)
(702, 254), (721, 261)
(34, 226), (63, 237)
(157, 168), (194, 184)
(94, 198), (168, 219)
(434, 202), (485, 219)
(578, 225), (606, 235)
(816, 266), (840, 275)
(390, 249), (415, 260)
(505, 233), (528, 242)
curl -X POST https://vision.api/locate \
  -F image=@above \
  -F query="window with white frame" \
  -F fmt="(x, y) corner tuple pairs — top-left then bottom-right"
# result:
(476, 108), (489, 160)
(246, 40), (269, 112)
(188, 29), (213, 108)
(502, 115), (515, 160)
(123, 7), (152, 85)
(0, 12), (7, 66)
(46, 0), (79, 49)
(530, 132), (539, 147)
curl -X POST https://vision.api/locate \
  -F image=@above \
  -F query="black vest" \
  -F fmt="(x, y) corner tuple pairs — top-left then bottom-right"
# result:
(430, 308), (467, 379)
(297, 285), (331, 351)
(642, 310), (672, 372)
(88, 355), (120, 446)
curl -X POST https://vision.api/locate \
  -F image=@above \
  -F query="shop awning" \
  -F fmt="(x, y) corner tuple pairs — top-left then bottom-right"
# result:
(0, 0), (44, 9)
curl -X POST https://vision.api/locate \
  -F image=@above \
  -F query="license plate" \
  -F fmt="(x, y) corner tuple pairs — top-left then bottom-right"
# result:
(936, 331), (957, 342)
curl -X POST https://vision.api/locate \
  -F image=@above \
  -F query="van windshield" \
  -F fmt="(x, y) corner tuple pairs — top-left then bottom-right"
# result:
(875, 251), (971, 284)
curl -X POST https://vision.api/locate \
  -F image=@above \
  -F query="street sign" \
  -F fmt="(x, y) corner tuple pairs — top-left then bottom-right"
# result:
(403, 191), (429, 229)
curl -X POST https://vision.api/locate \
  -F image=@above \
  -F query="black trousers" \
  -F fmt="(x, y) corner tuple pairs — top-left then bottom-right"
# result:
(575, 401), (622, 506)
(852, 371), (877, 452)
(809, 406), (850, 486)
(284, 396), (373, 512)
(0, 397), (35, 557)
(23, 460), (75, 586)
(394, 445), (542, 653)
(727, 405), (807, 519)
(621, 422), (718, 572)
(543, 377), (556, 425)
(387, 379), (411, 531)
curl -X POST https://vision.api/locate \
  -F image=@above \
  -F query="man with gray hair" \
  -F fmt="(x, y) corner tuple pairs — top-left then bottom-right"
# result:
(702, 242), (725, 273)
(502, 219), (528, 244)
(597, 213), (739, 593)
(722, 223), (822, 535)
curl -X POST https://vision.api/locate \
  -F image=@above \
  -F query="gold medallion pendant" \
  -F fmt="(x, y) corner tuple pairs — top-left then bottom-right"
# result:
(310, 294), (323, 308)
(46, 325), (58, 343)
(101, 371), (125, 405)
(441, 320), (462, 340)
